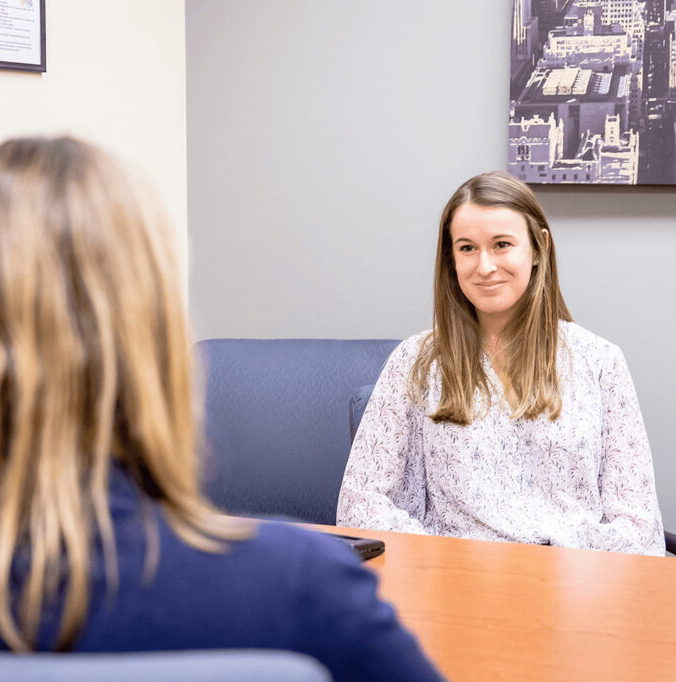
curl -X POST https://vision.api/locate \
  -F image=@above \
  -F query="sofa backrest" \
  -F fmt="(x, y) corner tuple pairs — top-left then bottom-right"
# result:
(196, 339), (399, 524)
(0, 649), (332, 682)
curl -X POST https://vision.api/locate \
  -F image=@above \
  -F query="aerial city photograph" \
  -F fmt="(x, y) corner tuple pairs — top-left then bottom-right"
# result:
(509, 0), (676, 184)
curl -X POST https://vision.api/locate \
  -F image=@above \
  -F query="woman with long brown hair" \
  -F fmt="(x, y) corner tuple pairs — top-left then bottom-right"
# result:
(338, 171), (664, 555)
(0, 136), (444, 681)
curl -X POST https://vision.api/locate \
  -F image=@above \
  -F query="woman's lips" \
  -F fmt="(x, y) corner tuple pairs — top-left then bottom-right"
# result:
(475, 281), (506, 288)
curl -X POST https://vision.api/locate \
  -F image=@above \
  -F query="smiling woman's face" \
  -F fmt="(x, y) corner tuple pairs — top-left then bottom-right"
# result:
(450, 202), (541, 332)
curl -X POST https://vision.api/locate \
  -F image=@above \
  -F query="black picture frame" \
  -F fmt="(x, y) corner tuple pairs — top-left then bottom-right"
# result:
(508, 0), (676, 186)
(0, 0), (46, 73)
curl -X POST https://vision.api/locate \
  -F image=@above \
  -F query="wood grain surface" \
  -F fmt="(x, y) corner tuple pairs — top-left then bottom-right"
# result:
(311, 524), (676, 682)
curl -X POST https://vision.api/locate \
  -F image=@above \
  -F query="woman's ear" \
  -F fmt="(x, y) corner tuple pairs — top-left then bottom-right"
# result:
(533, 229), (549, 267)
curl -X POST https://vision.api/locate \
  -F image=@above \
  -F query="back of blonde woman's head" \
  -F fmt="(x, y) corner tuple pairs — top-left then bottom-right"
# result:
(0, 137), (241, 652)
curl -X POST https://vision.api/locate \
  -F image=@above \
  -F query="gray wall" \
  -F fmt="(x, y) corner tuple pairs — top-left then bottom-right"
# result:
(186, 0), (676, 530)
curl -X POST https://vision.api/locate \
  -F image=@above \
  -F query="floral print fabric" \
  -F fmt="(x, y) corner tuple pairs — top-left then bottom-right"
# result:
(337, 322), (665, 555)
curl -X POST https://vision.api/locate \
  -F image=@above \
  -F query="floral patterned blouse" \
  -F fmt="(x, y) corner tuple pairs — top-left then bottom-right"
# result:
(337, 322), (665, 555)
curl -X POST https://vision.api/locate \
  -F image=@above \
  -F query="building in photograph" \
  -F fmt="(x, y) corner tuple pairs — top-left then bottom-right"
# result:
(513, 62), (632, 157)
(508, 113), (563, 183)
(543, 8), (634, 67)
(533, 0), (571, 42)
(594, 112), (640, 182)
(508, 112), (639, 183)
(540, 3), (645, 125)
(669, 15), (676, 96)
(512, 0), (541, 97)
(601, 0), (644, 36)
(645, 0), (666, 24)
(513, 0), (540, 63)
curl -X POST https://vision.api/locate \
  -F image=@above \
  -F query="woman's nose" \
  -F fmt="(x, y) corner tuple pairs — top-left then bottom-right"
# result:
(477, 250), (497, 276)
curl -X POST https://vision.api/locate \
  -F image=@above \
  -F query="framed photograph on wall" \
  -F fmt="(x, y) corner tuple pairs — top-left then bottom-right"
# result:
(0, 0), (46, 73)
(509, 0), (676, 185)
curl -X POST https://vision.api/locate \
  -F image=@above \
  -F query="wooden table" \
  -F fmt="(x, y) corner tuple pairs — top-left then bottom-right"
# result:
(313, 525), (676, 682)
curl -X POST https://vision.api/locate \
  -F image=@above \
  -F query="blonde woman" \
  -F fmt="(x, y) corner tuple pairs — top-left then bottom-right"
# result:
(337, 171), (665, 556)
(0, 136), (443, 681)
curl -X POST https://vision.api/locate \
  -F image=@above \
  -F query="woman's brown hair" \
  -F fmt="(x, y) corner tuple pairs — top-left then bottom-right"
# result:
(409, 171), (572, 425)
(0, 137), (249, 652)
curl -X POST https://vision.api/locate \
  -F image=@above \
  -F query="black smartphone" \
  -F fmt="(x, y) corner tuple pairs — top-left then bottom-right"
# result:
(330, 533), (385, 561)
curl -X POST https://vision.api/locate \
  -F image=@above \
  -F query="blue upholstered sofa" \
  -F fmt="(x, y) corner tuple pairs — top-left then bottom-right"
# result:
(197, 338), (399, 525)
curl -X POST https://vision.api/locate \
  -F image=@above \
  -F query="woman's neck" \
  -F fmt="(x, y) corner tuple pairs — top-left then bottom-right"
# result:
(480, 321), (517, 408)
(478, 313), (510, 361)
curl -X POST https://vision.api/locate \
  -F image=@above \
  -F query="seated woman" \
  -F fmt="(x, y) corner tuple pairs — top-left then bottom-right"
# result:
(0, 136), (443, 681)
(337, 171), (664, 556)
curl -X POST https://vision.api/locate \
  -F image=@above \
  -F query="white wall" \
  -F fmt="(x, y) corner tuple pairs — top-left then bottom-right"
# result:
(0, 0), (188, 282)
(186, 0), (676, 530)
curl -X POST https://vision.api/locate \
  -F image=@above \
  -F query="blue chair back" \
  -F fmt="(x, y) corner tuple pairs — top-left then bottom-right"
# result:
(0, 649), (332, 682)
(196, 339), (398, 524)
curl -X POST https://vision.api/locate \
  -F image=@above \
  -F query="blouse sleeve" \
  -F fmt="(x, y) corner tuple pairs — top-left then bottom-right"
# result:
(336, 336), (429, 534)
(588, 345), (665, 555)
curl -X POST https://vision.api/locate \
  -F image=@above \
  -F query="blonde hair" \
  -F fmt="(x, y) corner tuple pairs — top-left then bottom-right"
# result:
(410, 171), (572, 425)
(0, 137), (249, 652)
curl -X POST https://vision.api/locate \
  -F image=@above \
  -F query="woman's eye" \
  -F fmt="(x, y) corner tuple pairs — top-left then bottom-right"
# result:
(495, 241), (511, 249)
(458, 244), (474, 252)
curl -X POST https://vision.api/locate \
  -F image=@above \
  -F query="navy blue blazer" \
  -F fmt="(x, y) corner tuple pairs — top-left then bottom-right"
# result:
(5, 466), (444, 682)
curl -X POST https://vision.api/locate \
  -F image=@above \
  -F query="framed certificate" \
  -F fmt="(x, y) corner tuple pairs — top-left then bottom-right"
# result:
(0, 0), (46, 73)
